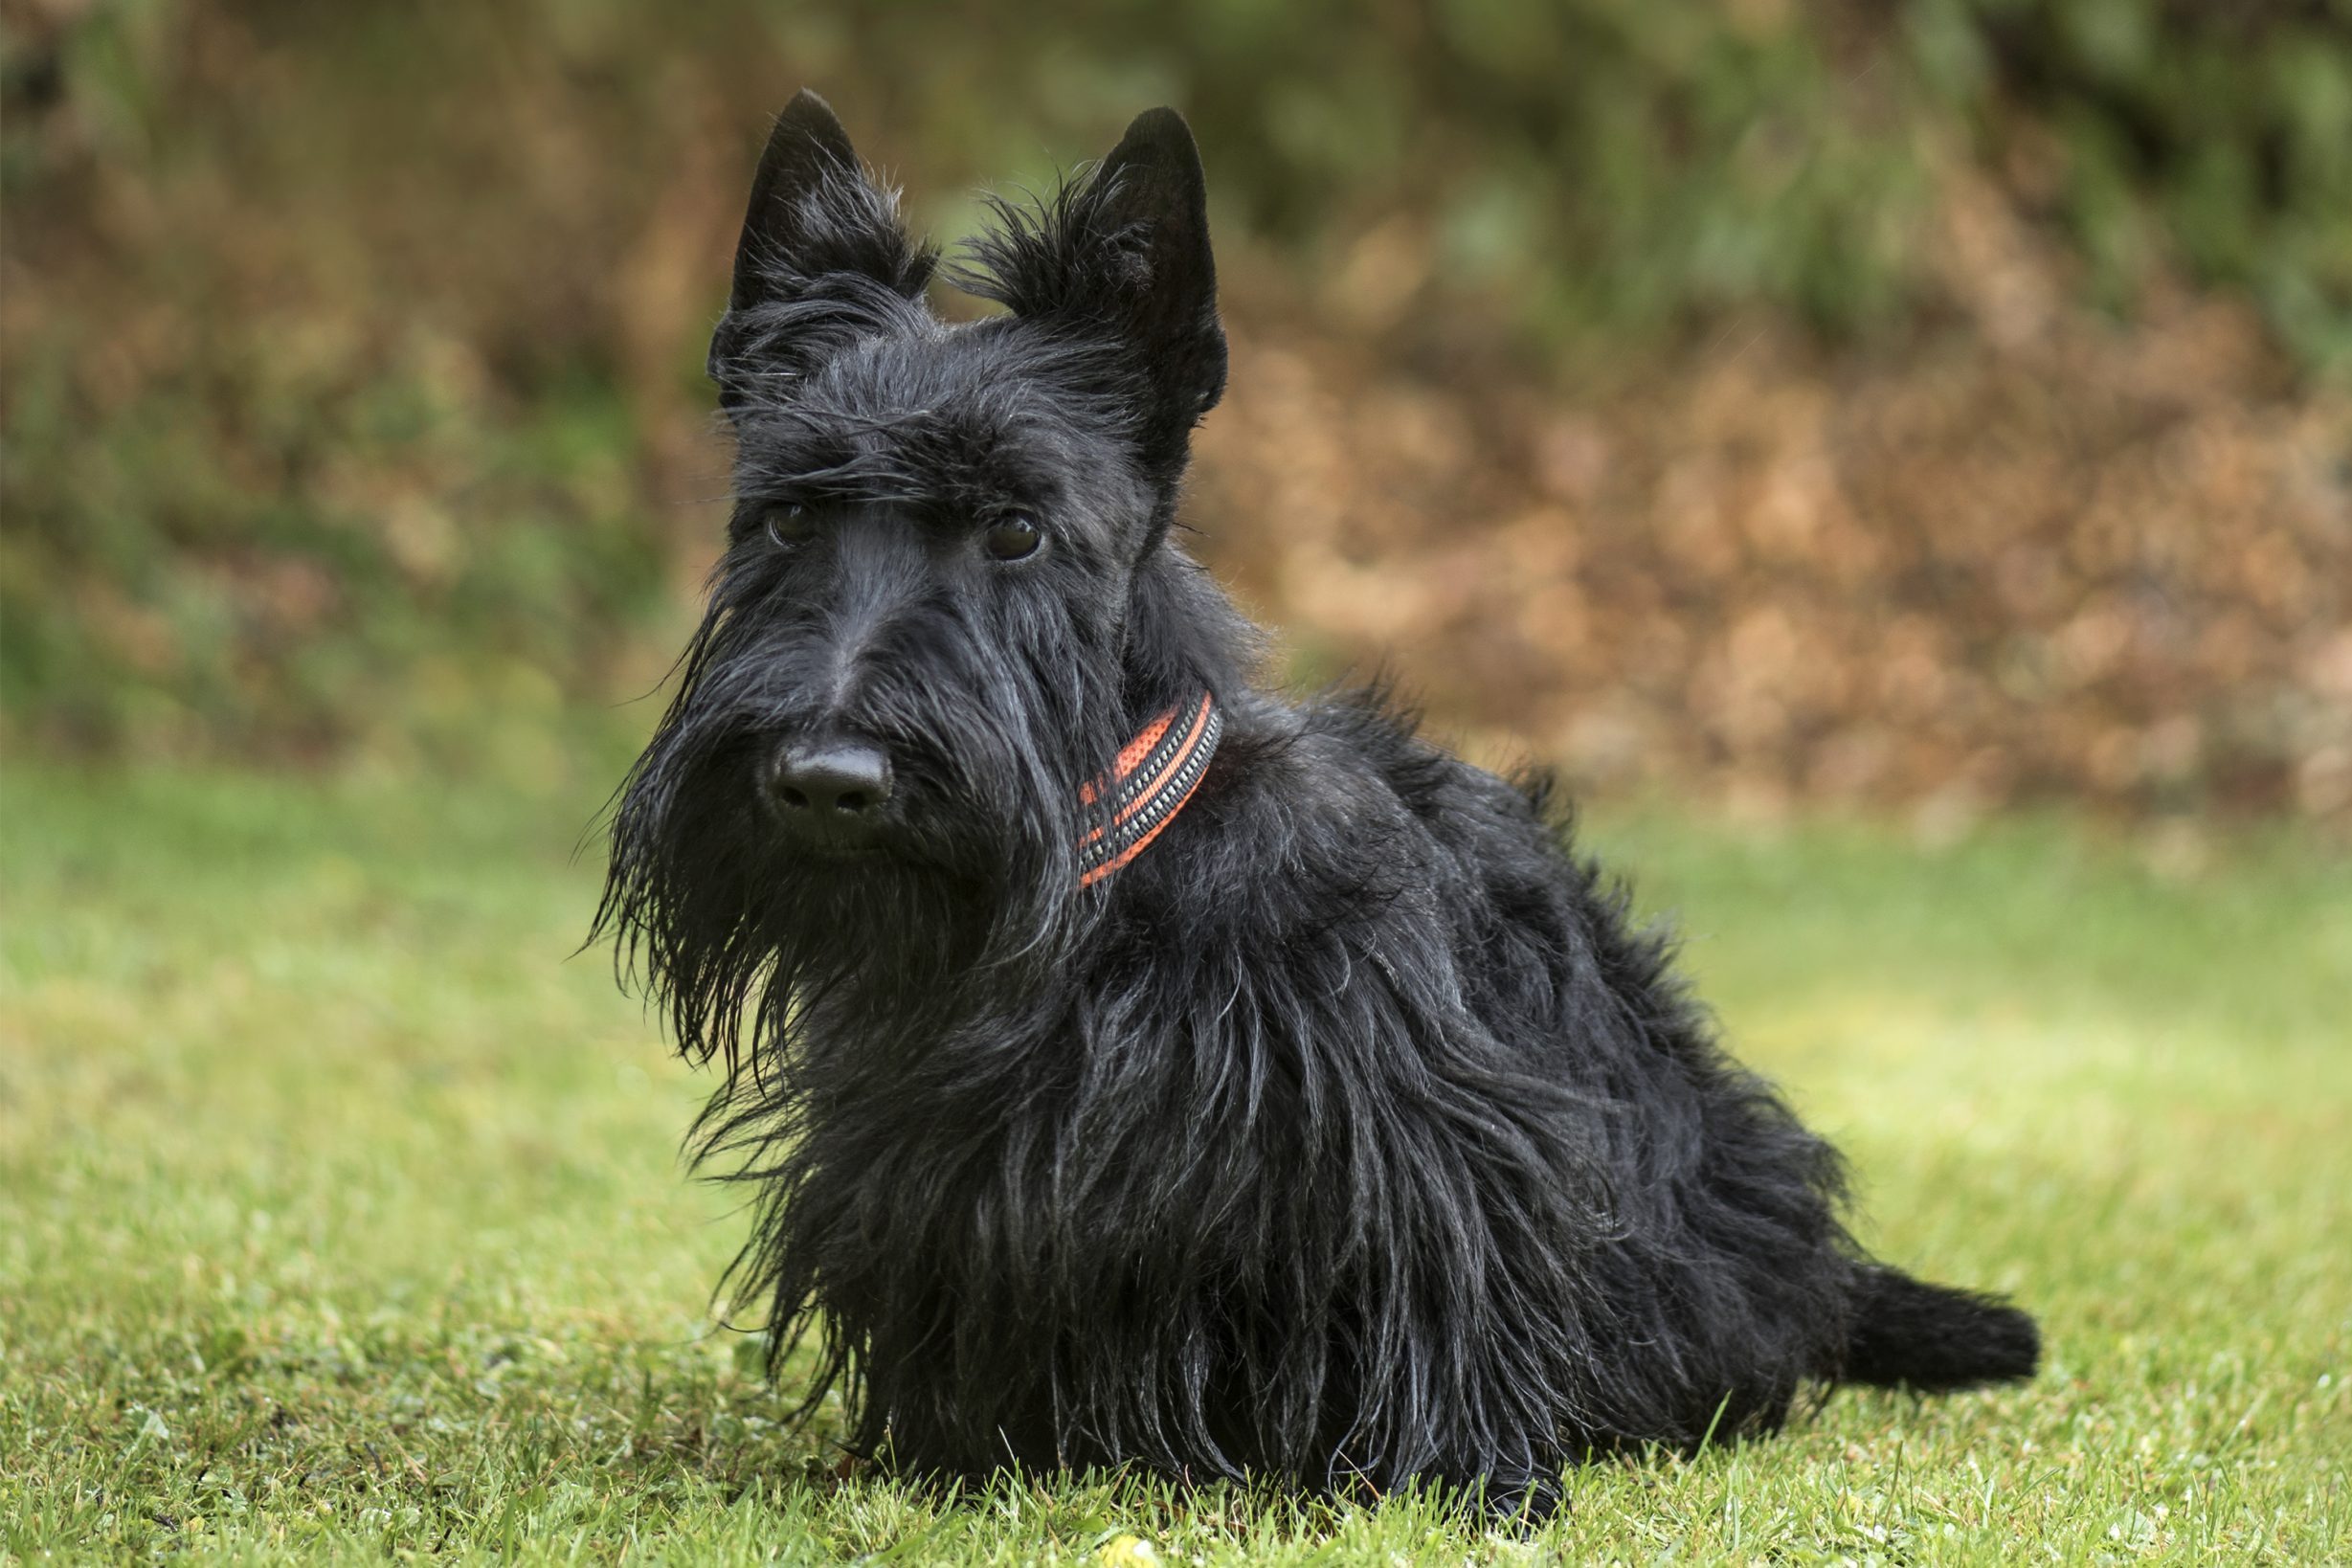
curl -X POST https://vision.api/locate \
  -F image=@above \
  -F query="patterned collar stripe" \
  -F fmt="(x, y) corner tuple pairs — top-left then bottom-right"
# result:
(1077, 691), (1221, 887)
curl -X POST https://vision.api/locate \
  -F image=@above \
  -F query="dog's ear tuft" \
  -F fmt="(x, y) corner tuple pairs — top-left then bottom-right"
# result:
(710, 91), (936, 412)
(959, 107), (1226, 476)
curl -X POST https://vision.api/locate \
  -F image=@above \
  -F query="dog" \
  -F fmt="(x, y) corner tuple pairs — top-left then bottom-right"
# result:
(598, 90), (2038, 1515)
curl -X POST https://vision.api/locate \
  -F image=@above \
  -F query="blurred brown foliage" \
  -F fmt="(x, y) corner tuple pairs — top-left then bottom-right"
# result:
(3, 0), (2348, 823)
(1204, 302), (2351, 825)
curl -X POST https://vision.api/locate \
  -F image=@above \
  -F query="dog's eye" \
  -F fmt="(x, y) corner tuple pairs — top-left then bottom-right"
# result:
(983, 515), (1042, 562)
(764, 504), (816, 548)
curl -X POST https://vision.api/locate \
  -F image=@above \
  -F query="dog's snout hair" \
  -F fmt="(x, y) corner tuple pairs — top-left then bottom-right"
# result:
(795, 509), (931, 719)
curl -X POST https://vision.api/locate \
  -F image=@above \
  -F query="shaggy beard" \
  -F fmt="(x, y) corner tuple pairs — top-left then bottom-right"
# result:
(599, 714), (1088, 1061)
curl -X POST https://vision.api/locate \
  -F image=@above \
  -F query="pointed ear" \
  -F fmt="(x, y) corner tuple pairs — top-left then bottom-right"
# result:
(710, 91), (934, 408)
(961, 108), (1226, 476)
(1085, 108), (1226, 431)
(728, 90), (865, 313)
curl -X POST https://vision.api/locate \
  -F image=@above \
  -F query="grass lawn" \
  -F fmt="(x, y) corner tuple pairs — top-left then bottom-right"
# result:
(2, 763), (2346, 1563)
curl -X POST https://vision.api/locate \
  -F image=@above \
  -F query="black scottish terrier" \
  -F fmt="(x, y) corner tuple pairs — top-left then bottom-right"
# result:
(599, 91), (2037, 1514)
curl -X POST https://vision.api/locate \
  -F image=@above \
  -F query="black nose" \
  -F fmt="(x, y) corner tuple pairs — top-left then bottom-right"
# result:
(768, 739), (893, 823)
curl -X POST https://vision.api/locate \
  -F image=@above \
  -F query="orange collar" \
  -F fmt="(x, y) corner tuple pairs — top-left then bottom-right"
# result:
(1077, 690), (1221, 887)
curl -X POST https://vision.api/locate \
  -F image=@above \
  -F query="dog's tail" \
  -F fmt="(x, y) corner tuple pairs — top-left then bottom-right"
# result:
(1836, 1265), (2040, 1391)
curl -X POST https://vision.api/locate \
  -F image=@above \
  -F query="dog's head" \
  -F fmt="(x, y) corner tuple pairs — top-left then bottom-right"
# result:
(601, 93), (1243, 1057)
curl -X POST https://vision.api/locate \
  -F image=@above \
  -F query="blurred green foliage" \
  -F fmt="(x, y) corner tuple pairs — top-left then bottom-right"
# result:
(3, 0), (2347, 763)
(2, 324), (661, 771)
(1916, 0), (2352, 355)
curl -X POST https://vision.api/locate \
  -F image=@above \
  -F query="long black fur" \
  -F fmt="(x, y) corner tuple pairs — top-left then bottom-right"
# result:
(600, 90), (2038, 1515)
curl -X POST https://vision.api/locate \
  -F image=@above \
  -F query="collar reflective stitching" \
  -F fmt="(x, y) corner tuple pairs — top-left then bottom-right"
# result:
(1077, 690), (1221, 887)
